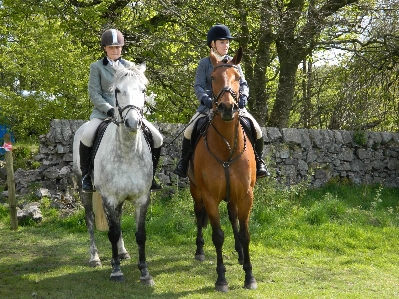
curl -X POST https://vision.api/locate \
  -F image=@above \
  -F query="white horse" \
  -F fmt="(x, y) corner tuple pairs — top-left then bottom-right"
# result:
(72, 63), (154, 285)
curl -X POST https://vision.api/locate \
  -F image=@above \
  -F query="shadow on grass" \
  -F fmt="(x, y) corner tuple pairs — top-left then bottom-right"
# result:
(0, 225), (248, 298)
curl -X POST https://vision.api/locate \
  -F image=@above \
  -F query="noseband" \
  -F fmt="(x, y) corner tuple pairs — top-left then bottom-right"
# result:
(212, 64), (240, 106)
(113, 89), (144, 126)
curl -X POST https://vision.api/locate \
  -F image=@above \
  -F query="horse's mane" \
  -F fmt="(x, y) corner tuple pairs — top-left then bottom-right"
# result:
(109, 64), (149, 92)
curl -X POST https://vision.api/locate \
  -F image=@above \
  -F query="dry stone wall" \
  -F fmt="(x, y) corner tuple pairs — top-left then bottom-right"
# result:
(28, 119), (399, 196)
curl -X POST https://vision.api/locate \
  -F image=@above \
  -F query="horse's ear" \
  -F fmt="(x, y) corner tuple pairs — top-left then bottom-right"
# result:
(209, 50), (219, 67)
(231, 47), (243, 65)
(136, 61), (146, 73)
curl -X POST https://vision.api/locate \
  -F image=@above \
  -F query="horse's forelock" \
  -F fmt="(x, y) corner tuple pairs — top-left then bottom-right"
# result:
(110, 65), (148, 92)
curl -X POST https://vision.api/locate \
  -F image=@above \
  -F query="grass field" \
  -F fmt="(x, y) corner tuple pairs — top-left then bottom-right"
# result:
(0, 180), (398, 298)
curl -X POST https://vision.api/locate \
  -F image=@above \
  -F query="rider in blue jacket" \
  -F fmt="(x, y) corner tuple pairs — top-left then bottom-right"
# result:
(173, 24), (269, 179)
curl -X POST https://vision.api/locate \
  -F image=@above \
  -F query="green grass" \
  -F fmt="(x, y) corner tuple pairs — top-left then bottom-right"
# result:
(0, 181), (399, 298)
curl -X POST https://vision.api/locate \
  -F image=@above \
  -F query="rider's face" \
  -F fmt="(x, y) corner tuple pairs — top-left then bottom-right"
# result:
(104, 45), (122, 61)
(212, 40), (230, 56)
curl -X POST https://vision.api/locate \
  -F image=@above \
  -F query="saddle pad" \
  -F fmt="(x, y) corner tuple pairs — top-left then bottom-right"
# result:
(239, 116), (256, 147)
(90, 120), (154, 174)
(191, 115), (210, 149)
(90, 119), (112, 171)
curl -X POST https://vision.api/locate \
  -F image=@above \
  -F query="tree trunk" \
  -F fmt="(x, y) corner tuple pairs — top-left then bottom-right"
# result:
(241, 0), (274, 126)
(268, 60), (298, 128)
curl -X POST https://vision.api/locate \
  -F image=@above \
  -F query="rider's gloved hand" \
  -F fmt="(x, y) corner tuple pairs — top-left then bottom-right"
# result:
(107, 108), (115, 118)
(239, 95), (248, 109)
(201, 96), (213, 109)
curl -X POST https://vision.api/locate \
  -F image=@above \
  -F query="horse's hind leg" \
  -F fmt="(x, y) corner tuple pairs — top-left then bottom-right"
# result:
(117, 233), (130, 260)
(103, 201), (125, 282)
(135, 195), (154, 286)
(81, 192), (102, 267)
(227, 202), (244, 265)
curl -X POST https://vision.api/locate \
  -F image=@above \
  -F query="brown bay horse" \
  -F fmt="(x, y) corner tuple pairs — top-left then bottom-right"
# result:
(188, 47), (257, 292)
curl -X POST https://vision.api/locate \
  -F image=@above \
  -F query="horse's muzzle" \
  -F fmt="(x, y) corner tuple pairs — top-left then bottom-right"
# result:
(217, 102), (238, 121)
(124, 118), (141, 133)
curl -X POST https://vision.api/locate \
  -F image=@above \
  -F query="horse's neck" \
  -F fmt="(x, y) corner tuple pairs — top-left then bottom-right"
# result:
(210, 116), (244, 154)
(115, 126), (144, 153)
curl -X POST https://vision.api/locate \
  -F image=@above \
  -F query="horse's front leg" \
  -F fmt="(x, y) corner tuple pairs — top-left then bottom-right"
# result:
(135, 194), (154, 286)
(81, 192), (101, 267)
(103, 200), (124, 282)
(238, 206), (257, 290)
(227, 202), (244, 265)
(193, 200), (206, 262)
(206, 202), (228, 292)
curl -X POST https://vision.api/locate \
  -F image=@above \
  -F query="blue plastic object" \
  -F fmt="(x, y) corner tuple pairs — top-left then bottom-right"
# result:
(0, 124), (15, 159)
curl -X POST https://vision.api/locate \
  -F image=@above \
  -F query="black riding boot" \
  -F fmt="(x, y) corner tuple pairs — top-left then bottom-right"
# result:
(173, 137), (191, 178)
(150, 146), (162, 191)
(255, 137), (270, 178)
(79, 141), (95, 193)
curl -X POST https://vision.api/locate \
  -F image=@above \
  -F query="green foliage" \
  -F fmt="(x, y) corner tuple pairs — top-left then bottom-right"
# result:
(302, 193), (347, 225)
(0, 0), (397, 138)
(57, 208), (87, 233)
(12, 141), (40, 170)
(0, 204), (9, 219)
(353, 130), (367, 146)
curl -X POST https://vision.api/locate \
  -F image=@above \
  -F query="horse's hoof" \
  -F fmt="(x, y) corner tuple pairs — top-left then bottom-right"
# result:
(89, 260), (102, 267)
(110, 267), (124, 282)
(140, 274), (155, 286)
(195, 254), (205, 262)
(244, 278), (258, 290)
(110, 274), (125, 282)
(110, 273), (124, 282)
(215, 282), (228, 292)
(118, 252), (131, 260)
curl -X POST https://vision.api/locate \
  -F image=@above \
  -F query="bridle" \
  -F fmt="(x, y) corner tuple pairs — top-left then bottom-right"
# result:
(211, 64), (240, 107)
(113, 88), (144, 127)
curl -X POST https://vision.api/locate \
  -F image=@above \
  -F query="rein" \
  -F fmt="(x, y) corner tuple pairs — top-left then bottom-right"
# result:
(204, 114), (247, 202)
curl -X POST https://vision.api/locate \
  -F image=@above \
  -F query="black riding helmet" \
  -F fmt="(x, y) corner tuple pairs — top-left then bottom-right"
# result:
(206, 24), (234, 48)
(101, 29), (124, 46)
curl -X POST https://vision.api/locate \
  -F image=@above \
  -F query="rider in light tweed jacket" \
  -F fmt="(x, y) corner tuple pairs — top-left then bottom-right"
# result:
(79, 29), (163, 193)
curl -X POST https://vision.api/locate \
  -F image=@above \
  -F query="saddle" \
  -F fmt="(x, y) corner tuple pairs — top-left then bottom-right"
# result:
(191, 116), (256, 147)
(189, 115), (256, 163)
(89, 119), (154, 175)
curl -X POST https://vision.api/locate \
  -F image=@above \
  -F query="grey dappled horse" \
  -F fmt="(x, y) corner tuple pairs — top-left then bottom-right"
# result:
(72, 63), (154, 285)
